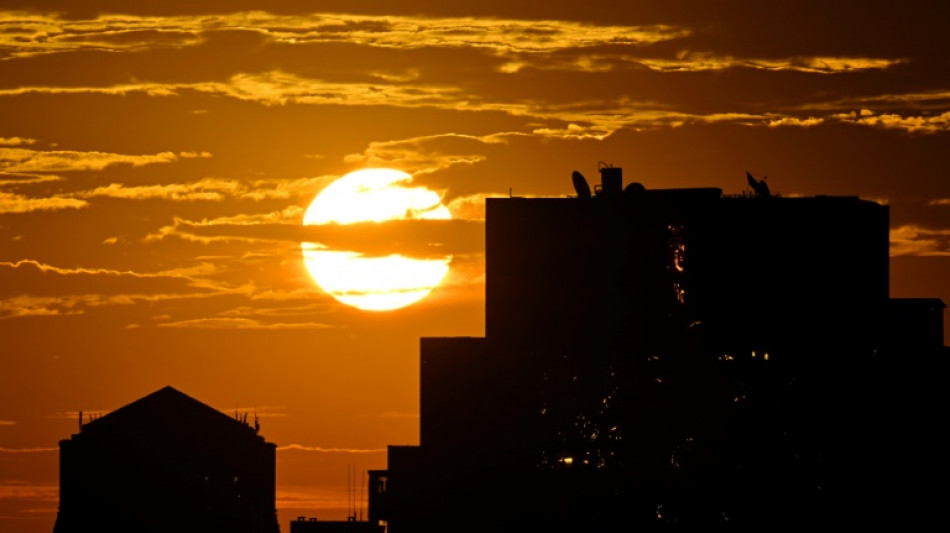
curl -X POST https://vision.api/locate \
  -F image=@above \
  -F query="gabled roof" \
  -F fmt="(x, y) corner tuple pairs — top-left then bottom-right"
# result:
(77, 386), (265, 445)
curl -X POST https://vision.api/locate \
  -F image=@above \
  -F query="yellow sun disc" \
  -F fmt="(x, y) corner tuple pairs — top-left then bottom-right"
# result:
(301, 168), (452, 311)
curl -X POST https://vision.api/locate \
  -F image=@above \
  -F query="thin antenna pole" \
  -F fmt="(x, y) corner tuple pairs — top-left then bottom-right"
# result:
(359, 468), (364, 521)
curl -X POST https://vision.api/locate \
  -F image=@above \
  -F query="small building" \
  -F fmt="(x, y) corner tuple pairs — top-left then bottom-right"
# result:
(53, 386), (280, 533)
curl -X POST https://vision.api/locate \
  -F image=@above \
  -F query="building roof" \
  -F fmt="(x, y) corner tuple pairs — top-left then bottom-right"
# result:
(76, 385), (266, 445)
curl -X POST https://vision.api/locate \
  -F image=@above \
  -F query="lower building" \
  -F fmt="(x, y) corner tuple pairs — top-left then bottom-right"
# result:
(53, 386), (280, 533)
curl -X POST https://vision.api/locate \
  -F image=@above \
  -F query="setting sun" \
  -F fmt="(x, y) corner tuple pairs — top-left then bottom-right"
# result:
(301, 168), (452, 311)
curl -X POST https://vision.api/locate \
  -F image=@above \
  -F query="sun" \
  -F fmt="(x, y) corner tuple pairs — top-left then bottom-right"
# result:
(301, 168), (452, 311)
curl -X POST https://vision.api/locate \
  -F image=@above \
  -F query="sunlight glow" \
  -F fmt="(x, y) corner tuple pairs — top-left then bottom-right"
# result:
(302, 168), (451, 311)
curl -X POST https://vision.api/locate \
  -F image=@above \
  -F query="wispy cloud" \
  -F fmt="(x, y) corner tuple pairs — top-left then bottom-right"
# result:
(156, 317), (335, 329)
(343, 132), (509, 174)
(0, 420), (15, 426)
(634, 55), (902, 73)
(4, 70), (931, 137)
(73, 178), (241, 202)
(0, 147), (210, 173)
(277, 444), (385, 453)
(0, 258), (212, 280)
(0, 191), (87, 213)
(0, 137), (35, 146)
(833, 110), (950, 134)
(70, 176), (333, 203)
(504, 53), (904, 74)
(0, 12), (688, 59)
(768, 117), (825, 128)
(0, 447), (56, 453)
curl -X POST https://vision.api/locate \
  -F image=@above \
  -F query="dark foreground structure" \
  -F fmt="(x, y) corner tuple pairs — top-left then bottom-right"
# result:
(372, 167), (948, 531)
(53, 386), (280, 533)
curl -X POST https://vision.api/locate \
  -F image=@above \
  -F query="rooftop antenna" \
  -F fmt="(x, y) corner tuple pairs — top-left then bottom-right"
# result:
(78, 410), (83, 431)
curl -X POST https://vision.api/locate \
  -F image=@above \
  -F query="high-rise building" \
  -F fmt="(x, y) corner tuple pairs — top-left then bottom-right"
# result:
(372, 167), (945, 532)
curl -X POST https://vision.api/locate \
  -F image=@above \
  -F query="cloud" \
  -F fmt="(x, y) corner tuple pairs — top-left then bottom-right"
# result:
(73, 178), (241, 202)
(0, 420), (15, 426)
(276, 444), (385, 453)
(153, 218), (485, 258)
(0, 69), (904, 138)
(0, 137), (35, 146)
(800, 90), (950, 112)
(0, 258), (207, 280)
(156, 317), (335, 329)
(633, 55), (903, 73)
(768, 117), (824, 128)
(0, 147), (210, 173)
(0, 171), (65, 186)
(0, 295), (86, 319)
(0, 191), (87, 213)
(833, 110), (950, 134)
(890, 225), (950, 256)
(343, 132), (512, 174)
(0, 447), (56, 453)
(505, 53), (903, 74)
(0, 12), (689, 60)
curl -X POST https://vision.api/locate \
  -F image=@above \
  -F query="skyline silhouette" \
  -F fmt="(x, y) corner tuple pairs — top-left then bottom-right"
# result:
(373, 167), (946, 531)
(2, 2), (949, 532)
(41, 168), (948, 532)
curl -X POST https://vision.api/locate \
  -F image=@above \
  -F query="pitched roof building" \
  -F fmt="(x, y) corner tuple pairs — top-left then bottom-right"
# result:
(53, 386), (280, 533)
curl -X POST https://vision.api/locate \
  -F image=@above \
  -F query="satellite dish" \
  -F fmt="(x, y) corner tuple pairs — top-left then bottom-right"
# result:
(746, 171), (771, 198)
(572, 171), (592, 199)
(624, 182), (646, 196)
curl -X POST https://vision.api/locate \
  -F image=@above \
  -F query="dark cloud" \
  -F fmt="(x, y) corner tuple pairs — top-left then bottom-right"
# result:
(167, 218), (485, 258)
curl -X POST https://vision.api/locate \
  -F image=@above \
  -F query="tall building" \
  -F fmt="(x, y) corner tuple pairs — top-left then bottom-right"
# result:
(372, 167), (946, 531)
(53, 386), (280, 533)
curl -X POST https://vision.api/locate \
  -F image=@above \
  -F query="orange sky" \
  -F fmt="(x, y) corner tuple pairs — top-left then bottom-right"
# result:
(1, 2), (948, 532)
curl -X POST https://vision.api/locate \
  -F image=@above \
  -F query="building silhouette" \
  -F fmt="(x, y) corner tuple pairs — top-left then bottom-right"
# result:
(371, 167), (947, 531)
(53, 386), (280, 533)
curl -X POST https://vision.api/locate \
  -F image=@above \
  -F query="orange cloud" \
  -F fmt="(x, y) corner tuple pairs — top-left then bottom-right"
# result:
(0, 191), (87, 213)
(277, 445), (386, 453)
(156, 317), (335, 329)
(0, 147), (210, 173)
(0, 12), (688, 59)
(0, 137), (35, 146)
(890, 225), (950, 256)
(833, 110), (950, 134)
